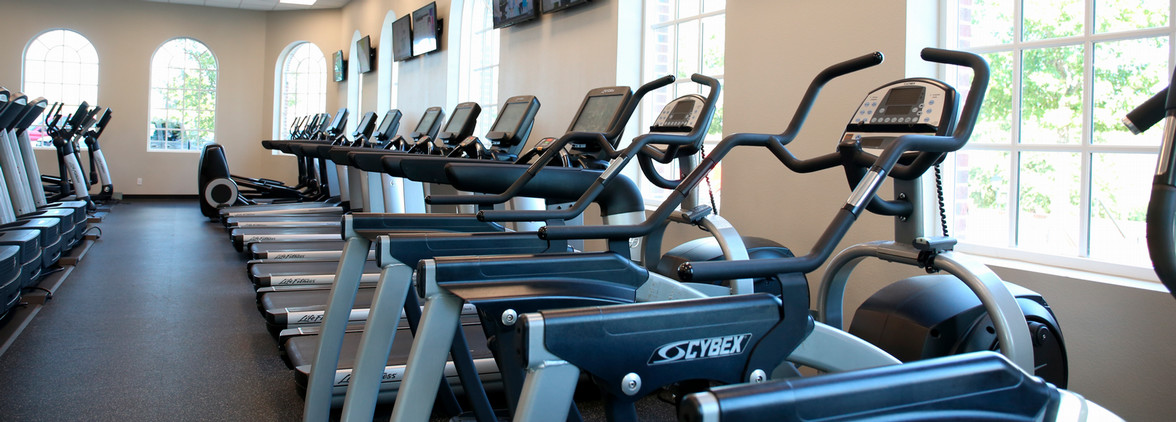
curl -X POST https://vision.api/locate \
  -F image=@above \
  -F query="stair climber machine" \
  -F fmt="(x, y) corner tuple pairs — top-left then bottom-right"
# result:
(0, 95), (44, 316)
(41, 102), (97, 211)
(227, 102), (482, 251)
(252, 98), (540, 337)
(0, 93), (88, 296)
(210, 108), (352, 219)
(298, 75), (719, 421)
(3, 93), (89, 256)
(0, 96), (84, 272)
(382, 49), (1070, 422)
(239, 107), (445, 261)
(675, 49), (1129, 422)
(81, 107), (114, 203)
(294, 77), (679, 420)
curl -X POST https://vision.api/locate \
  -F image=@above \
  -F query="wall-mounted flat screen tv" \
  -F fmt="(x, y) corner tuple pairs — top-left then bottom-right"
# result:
(541, 0), (590, 14)
(356, 35), (375, 73)
(412, 2), (441, 56)
(392, 14), (413, 61)
(333, 50), (346, 81)
(492, 0), (539, 29)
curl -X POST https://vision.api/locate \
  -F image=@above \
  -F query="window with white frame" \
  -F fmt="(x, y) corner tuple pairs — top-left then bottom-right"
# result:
(148, 38), (217, 151)
(458, 0), (500, 135)
(277, 42), (327, 141)
(23, 29), (99, 148)
(641, 0), (725, 209)
(948, 0), (1170, 277)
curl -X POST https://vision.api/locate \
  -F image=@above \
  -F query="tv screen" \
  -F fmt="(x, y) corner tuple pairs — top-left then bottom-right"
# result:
(392, 14), (413, 61)
(570, 94), (625, 133)
(356, 35), (374, 73)
(333, 50), (346, 81)
(412, 2), (440, 56)
(541, 0), (590, 14)
(493, 0), (539, 29)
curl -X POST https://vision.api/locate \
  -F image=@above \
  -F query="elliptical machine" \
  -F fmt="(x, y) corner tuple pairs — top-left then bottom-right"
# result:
(1124, 67), (1176, 298)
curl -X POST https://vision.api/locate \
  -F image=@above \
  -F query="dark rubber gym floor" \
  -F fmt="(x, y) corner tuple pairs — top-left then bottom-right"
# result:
(0, 198), (302, 421)
(0, 198), (677, 421)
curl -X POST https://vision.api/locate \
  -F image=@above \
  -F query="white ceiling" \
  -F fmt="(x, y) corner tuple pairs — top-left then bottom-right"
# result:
(143, 0), (352, 11)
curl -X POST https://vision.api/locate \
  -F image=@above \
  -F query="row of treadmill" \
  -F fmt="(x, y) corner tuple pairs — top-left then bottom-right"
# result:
(201, 49), (1129, 421)
(0, 89), (113, 326)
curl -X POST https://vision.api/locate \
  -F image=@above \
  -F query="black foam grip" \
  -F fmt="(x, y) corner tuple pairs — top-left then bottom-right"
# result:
(1147, 184), (1176, 299)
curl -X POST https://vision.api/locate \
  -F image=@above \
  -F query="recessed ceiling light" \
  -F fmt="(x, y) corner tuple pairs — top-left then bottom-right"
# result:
(279, 0), (316, 5)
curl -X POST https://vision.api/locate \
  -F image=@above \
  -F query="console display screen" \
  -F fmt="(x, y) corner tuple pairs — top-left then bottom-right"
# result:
(879, 87), (923, 115)
(445, 107), (473, 133)
(491, 102), (529, 133)
(570, 94), (624, 133)
(416, 110), (440, 134)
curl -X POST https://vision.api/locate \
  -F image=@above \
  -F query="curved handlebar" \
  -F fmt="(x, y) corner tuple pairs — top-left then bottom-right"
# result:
(678, 48), (989, 282)
(542, 53), (885, 241)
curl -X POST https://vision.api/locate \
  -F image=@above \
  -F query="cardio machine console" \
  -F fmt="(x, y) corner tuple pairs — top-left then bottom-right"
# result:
(650, 94), (708, 133)
(844, 79), (957, 148)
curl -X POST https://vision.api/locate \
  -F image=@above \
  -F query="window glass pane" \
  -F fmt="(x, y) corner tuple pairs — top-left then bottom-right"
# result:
(1089, 153), (1152, 265)
(1020, 45), (1083, 144)
(1095, 0), (1169, 33)
(149, 38), (216, 150)
(648, 24), (673, 77)
(676, 20), (699, 78)
(955, 150), (1011, 246)
(1093, 36), (1168, 146)
(678, 0), (699, 18)
(703, 0), (724, 13)
(958, 0), (1014, 46)
(1017, 151), (1081, 255)
(967, 52), (1014, 144)
(649, 0), (674, 26)
(1022, 0), (1084, 41)
(701, 15), (724, 75)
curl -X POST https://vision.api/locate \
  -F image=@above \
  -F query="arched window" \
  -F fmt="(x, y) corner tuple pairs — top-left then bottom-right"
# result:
(276, 42), (327, 140)
(22, 29), (99, 148)
(457, 0), (499, 134)
(148, 37), (217, 151)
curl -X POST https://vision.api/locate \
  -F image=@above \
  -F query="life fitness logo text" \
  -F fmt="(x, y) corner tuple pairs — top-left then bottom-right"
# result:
(648, 333), (752, 365)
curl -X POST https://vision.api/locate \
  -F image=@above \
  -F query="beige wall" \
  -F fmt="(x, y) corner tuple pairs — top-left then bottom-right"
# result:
(4, 0), (1176, 419)
(0, 0), (343, 194)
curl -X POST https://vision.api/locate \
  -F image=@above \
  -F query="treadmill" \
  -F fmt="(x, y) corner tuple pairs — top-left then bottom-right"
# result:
(289, 80), (681, 411)
(254, 97), (544, 333)
(215, 108), (351, 218)
(228, 102), (483, 251)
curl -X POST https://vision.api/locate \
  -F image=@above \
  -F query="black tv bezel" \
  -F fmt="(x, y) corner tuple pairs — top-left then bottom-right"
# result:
(412, 2), (442, 57)
(356, 35), (375, 73)
(392, 13), (414, 62)
(332, 50), (346, 82)
(541, 0), (591, 14)
(492, 0), (539, 29)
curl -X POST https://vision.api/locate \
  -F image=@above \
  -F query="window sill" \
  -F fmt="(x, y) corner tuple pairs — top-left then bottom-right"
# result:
(955, 246), (1168, 294)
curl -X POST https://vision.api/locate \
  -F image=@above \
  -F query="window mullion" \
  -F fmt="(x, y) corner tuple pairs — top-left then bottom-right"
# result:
(1079, 0), (1095, 257)
(1004, 0), (1025, 249)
